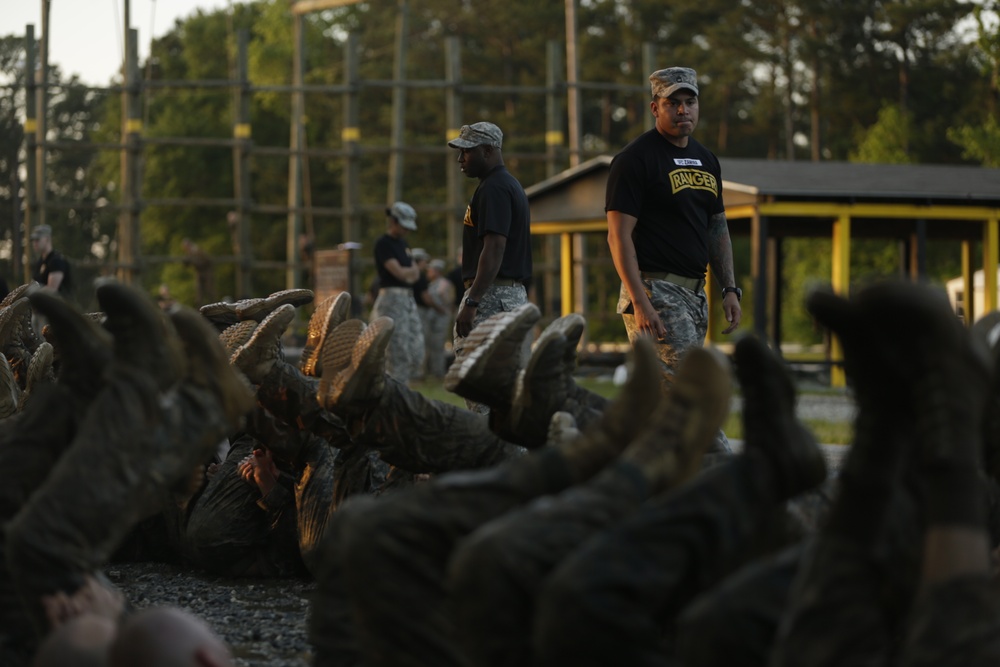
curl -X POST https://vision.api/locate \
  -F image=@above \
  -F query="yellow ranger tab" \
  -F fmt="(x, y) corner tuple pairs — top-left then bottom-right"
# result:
(668, 169), (719, 196)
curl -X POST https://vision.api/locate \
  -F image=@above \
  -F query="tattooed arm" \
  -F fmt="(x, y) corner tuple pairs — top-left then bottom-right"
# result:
(707, 211), (741, 334)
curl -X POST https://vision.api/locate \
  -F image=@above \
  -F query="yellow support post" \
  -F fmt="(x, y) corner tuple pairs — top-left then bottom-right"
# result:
(962, 240), (973, 324)
(985, 217), (999, 314)
(560, 232), (574, 317)
(830, 212), (851, 388)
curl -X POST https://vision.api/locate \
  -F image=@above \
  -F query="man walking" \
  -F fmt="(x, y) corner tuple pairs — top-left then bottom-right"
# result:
(446, 122), (533, 414)
(606, 67), (741, 449)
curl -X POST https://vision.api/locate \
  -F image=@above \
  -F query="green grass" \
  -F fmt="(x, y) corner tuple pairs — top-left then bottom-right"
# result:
(412, 375), (855, 445)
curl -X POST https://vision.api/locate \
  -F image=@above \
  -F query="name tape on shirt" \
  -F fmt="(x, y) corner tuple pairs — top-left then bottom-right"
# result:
(673, 158), (703, 166)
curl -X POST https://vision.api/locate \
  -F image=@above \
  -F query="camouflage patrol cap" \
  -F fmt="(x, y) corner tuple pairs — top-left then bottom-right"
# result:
(447, 122), (503, 149)
(649, 67), (699, 98)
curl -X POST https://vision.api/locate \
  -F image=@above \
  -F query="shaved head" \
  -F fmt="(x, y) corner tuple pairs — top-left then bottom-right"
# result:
(110, 607), (233, 667)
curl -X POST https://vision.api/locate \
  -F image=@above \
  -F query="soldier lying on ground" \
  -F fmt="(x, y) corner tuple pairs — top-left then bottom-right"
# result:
(0, 281), (252, 666)
(308, 280), (1000, 667)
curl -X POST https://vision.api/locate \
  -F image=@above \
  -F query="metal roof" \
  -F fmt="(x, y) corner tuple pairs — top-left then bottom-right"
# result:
(720, 158), (1000, 204)
(524, 155), (1000, 208)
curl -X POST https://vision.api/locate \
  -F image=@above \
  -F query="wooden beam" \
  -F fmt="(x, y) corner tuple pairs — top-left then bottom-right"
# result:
(291, 0), (362, 15)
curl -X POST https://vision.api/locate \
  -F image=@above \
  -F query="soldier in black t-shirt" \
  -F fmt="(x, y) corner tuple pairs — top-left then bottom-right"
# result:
(606, 67), (741, 453)
(370, 203), (425, 385)
(446, 122), (533, 414)
(30, 225), (72, 298)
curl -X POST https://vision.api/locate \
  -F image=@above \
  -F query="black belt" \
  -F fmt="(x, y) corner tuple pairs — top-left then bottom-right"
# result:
(639, 272), (705, 292)
(464, 278), (522, 289)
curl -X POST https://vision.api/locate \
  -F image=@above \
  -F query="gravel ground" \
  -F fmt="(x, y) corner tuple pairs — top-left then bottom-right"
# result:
(106, 391), (857, 667)
(109, 561), (315, 667)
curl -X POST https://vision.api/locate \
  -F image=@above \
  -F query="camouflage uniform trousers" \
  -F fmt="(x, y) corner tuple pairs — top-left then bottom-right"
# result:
(453, 283), (529, 415)
(308, 447), (576, 667)
(451, 452), (794, 667)
(186, 369), (527, 579)
(371, 287), (425, 385)
(618, 278), (731, 454)
(769, 473), (933, 667)
(420, 306), (452, 379)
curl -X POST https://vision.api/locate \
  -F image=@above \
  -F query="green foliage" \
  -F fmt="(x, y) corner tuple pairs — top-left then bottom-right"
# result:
(849, 104), (914, 164)
(4, 0), (999, 321)
(948, 115), (1000, 167)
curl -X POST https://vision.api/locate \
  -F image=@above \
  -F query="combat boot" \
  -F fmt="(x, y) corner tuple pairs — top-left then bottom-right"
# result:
(29, 290), (113, 397)
(0, 355), (19, 421)
(620, 345), (733, 493)
(556, 338), (663, 482)
(17, 342), (54, 412)
(97, 281), (185, 391)
(319, 316), (394, 410)
(236, 288), (314, 322)
(733, 335), (826, 501)
(300, 291), (352, 377)
(505, 314), (585, 447)
(444, 303), (541, 408)
(219, 320), (258, 359)
(231, 304), (296, 384)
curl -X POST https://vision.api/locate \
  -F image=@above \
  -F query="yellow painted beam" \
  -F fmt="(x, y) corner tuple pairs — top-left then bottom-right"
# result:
(724, 202), (1000, 221)
(830, 212), (851, 388)
(560, 232), (574, 317)
(962, 240), (973, 325)
(532, 220), (609, 235)
(985, 217), (999, 313)
(530, 204), (1000, 235)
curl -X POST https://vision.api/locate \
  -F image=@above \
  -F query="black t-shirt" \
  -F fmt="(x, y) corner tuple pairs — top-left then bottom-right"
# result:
(605, 130), (725, 278)
(32, 249), (73, 296)
(373, 234), (413, 288)
(461, 166), (533, 283)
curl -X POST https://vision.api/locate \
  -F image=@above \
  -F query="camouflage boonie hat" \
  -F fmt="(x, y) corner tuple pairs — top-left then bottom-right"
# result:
(387, 201), (418, 231)
(650, 67), (699, 98)
(448, 122), (503, 149)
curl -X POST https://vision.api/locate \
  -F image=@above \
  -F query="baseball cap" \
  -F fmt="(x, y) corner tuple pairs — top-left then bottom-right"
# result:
(429, 259), (446, 271)
(649, 67), (699, 98)
(386, 202), (418, 231)
(412, 248), (430, 262)
(30, 224), (52, 240)
(447, 122), (503, 149)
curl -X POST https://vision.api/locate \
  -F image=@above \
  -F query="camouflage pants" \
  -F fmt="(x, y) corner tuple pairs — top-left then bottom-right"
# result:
(448, 457), (801, 667)
(453, 283), (529, 415)
(372, 287), (425, 385)
(308, 447), (576, 667)
(528, 454), (787, 667)
(421, 307), (452, 378)
(618, 279), (731, 454)
(900, 575), (1000, 667)
(344, 375), (527, 473)
(675, 543), (805, 667)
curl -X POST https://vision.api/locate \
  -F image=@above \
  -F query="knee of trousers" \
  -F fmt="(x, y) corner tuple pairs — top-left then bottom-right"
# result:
(447, 526), (511, 609)
(4, 510), (80, 599)
(334, 494), (403, 578)
(675, 593), (772, 667)
(532, 558), (596, 657)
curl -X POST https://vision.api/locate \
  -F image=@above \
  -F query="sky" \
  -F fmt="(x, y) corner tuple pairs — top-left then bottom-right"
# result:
(4, 1), (998, 87)
(6, 0), (234, 86)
